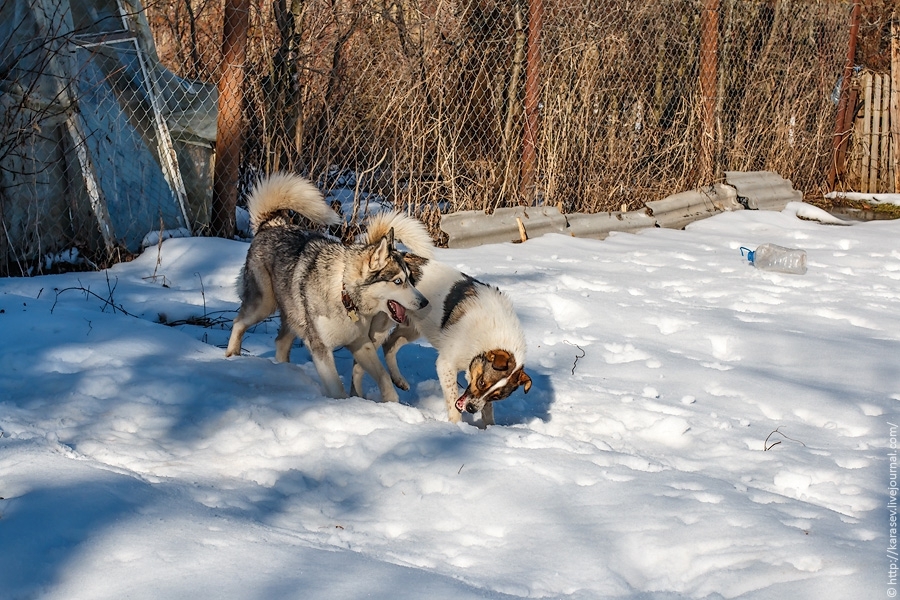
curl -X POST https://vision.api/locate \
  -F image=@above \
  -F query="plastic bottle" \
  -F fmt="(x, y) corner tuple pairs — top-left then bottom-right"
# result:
(740, 244), (807, 274)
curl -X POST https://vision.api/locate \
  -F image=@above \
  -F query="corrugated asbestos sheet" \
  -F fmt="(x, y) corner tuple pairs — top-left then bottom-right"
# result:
(441, 172), (802, 249)
(644, 183), (741, 230)
(724, 171), (802, 211)
(440, 206), (568, 249)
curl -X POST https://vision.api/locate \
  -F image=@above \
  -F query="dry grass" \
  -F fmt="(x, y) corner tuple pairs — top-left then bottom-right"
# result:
(6, 0), (889, 276)
(145, 0), (867, 240)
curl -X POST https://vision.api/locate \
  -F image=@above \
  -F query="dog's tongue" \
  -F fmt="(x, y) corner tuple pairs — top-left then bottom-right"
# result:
(389, 300), (407, 324)
(455, 390), (469, 412)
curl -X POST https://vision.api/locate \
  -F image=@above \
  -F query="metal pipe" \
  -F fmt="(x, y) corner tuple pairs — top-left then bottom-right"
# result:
(520, 0), (543, 206)
(698, 0), (720, 185)
(211, 0), (250, 238)
(827, 1), (862, 190)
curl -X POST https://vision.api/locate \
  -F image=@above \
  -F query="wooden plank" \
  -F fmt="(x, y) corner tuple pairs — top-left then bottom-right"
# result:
(890, 71), (896, 189)
(837, 83), (859, 181)
(849, 74), (864, 191)
(861, 72), (873, 192)
(869, 72), (882, 193)
(884, 77), (900, 193)
(891, 13), (900, 194)
(884, 74), (891, 191)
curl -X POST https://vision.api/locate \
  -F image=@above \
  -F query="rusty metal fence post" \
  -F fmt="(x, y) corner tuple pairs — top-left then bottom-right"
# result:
(520, 0), (543, 206)
(211, 0), (249, 239)
(827, 1), (862, 190)
(698, 0), (720, 186)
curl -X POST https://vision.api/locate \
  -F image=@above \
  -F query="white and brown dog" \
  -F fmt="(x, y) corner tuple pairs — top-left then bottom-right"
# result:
(352, 211), (531, 426)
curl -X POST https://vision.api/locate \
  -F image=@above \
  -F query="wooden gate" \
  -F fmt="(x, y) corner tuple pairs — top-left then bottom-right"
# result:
(847, 70), (896, 193)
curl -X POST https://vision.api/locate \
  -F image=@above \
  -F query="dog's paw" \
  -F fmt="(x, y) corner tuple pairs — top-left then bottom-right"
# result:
(391, 376), (410, 392)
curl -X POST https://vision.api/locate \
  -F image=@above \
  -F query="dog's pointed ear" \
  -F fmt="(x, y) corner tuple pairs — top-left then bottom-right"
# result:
(517, 370), (532, 393)
(369, 234), (392, 270)
(486, 350), (511, 371)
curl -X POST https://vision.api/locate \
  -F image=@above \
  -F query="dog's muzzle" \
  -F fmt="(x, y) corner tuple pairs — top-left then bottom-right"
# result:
(456, 390), (475, 413)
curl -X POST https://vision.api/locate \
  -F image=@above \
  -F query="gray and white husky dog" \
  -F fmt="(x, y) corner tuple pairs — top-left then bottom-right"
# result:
(225, 173), (428, 403)
(353, 212), (532, 426)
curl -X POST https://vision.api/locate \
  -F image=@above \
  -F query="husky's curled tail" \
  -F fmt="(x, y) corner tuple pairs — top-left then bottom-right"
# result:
(361, 211), (434, 259)
(246, 172), (340, 233)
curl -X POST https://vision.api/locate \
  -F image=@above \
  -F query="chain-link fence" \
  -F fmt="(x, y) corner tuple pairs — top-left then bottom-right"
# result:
(1, 0), (895, 275)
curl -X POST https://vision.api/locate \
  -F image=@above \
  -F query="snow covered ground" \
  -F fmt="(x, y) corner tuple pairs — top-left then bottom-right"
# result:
(0, 203), (895, 599)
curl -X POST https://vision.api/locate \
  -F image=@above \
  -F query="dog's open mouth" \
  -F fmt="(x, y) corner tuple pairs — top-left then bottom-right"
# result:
(387, 300), (407, 324)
